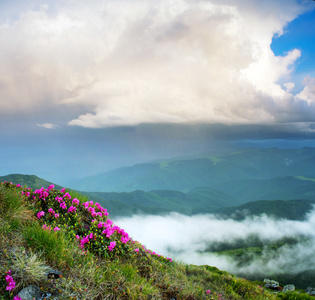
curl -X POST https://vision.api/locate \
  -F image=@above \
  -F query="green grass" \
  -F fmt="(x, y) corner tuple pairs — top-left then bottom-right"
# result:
(0, 181), (312, 299)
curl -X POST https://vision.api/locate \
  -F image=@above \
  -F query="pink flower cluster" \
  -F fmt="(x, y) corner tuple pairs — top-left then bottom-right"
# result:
(42, 224), (51, 231)
(36, 211), (45, 219)
(34, 187), (49, 200)
(5, 270), (15, 291)
(108, 241), (116, 251)
(82, 201), (108, 218)
(76, 232), (94, 249)
(18, 183), (173, 262)
(21, 190), (30, 197)
(138, 245), (173, 262)
(68, 205), (77, 213)
(48, 207), (59, 219)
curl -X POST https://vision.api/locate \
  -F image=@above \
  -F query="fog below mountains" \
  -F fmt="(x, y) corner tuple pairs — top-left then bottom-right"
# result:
(115, 208), (315, 280)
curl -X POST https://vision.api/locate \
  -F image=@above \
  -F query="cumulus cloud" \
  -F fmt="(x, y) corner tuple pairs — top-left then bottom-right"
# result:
(0, 0), (313, 126)
(36, 123), (58, 129)
(115, 208), (315, 277)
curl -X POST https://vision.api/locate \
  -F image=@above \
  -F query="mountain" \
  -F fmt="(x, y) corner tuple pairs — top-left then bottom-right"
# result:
(212, 176), (315, 204)
(69, 147), (315, 192)
(83, 187), (236, 217)
(0, 174), (63, 190)
(3, 171), (315, 219)
(0, 174), (236, 217)
(214, 199), (315, 221)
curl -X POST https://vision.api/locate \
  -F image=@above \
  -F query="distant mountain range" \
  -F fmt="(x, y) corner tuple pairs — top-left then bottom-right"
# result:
(69, 147), (315, 193)
(1, 170), (315, 220)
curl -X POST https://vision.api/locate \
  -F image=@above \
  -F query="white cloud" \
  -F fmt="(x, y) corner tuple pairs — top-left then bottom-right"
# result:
(115, 208), (315, 277)
(284, 81), (295, 93)
(36, 123), (58, 129)
(0, 0), (313, 127)
(295, 77), (315, 105)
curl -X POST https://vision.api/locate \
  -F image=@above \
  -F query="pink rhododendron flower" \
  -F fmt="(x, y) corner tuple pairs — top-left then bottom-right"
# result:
(72, 198), (80, 205)
(47, 184), (54, 191)
(54, 213), (60, 218)
(42, 224), (51, 231)
(206, 289), (211, 294)
(63, 192), (71, 199)
(60, 188), (66, 193)
(135, 248), (139, 252)
(54, 226), (61, 232)
(55, 196), (63, 203)
(98, 222), (104, 228)
(68, 206), (77, 213)
(48, 208), (55, 214)
(42, 191), (49, 198)
(37, 211), (45, 219)
(16, 184), (21, 187)
(60, 202), (67, 209)
(108, 241), (116, 251)
(82, 202), (89, 208)
(106, 219), (113, 226)
(13, 296), (22, 300)
(5, 274), (15, 291)
(79, 236), (90, 249)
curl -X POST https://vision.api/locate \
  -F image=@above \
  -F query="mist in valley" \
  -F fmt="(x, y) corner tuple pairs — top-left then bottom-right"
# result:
(115, 207), (315, 287)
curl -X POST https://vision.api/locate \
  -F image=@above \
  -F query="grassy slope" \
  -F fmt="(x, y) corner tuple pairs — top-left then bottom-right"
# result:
(2, 182), (311, 300)
(0, 174), (63, 191)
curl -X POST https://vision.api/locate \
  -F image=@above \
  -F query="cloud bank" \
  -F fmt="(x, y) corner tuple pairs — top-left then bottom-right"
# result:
(115, 208), (315, 278)
(0, 0), (314, 127)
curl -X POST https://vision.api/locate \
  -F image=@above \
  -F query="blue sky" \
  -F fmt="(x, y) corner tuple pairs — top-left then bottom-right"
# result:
(271, 7), (315, 93)
(1, 0), (315, 185)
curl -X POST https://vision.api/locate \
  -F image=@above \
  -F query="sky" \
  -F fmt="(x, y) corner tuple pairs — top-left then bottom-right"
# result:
(1, 0), (315, 184)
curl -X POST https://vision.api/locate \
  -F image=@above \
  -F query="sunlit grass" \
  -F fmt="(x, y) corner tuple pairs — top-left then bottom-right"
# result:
(0, 181), (313, 299)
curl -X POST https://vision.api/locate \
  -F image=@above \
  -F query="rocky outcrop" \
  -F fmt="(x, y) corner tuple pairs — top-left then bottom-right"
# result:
(17, 285), (42, 300)
(17, 268), (62, 300)
(283, 284), (295, 293)
(264, 279), (281, 290)
(306, 287), (315, 296)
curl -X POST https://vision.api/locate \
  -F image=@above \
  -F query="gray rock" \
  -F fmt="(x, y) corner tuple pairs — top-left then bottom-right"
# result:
(283, 284), (295, 292)
(18, 285), (42, 300)
(264, 279), (280, 290)
(306, 287), (315, 296)
(46, 269), (62, 279)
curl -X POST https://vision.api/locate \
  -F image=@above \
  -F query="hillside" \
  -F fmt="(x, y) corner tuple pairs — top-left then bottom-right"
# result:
(0, 174), (63, 191)
(2, 174), (315, 220)
(214, 199), (315, 220)
(212, 176), (315, 204)
(2, 182), (306, 300)
(84, 188), (235, 217)
(68, 147), (315, 192)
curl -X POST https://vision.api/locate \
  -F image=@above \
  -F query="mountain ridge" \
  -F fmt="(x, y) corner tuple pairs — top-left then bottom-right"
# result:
(67, 147), (315, 192)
